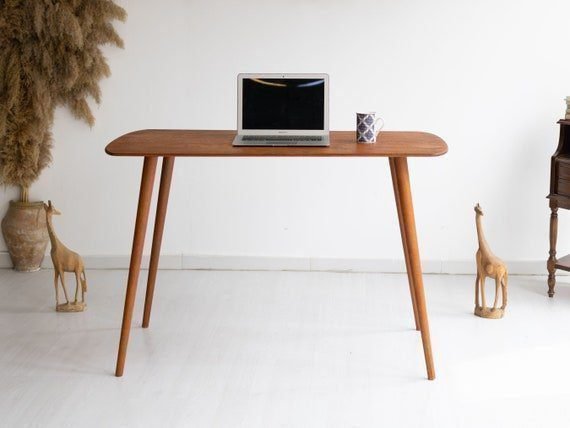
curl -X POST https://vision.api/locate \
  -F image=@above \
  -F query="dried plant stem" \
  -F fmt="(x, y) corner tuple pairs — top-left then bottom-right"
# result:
(20, 186), (29, 203)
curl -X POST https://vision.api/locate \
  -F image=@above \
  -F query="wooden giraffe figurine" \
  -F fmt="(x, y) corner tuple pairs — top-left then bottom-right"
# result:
(474, 203), (508, 319)
(44, 201), (87, 312)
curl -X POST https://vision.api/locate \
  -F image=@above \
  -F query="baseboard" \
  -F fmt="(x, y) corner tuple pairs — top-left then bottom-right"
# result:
(0, 253), (183, 270)
(0, 251), (555, 275)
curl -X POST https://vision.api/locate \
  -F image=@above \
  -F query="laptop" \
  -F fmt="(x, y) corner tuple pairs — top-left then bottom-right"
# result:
(233, 73), (330, 147)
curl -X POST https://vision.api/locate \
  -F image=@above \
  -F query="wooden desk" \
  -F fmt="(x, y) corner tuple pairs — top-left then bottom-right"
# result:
(106, 130), (448, 380)
(547, 120), (570, 296)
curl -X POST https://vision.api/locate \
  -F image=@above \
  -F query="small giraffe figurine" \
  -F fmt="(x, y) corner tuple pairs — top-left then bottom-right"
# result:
(44, 201), (87, 312)
(474, 203), (508, 319)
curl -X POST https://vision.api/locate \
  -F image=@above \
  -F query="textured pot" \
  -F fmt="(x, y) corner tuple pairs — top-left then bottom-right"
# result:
(1, 201), (49, 272)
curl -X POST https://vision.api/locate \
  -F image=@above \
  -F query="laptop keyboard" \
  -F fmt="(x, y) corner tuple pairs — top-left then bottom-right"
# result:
(242, 136), (324, 142)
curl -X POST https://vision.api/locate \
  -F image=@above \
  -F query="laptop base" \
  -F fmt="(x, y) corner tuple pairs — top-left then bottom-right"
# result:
(233, 135), (330, 147)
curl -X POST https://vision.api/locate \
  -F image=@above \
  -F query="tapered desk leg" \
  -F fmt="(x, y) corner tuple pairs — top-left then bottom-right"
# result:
(142, 157), (175, 328)
(392, 157), (435, 380)
(115, 156), (158, 377)
(389, 158), (420, 331)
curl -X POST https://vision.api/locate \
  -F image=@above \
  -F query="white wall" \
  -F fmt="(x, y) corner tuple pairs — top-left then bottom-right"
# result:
(2, 0), (570, 271)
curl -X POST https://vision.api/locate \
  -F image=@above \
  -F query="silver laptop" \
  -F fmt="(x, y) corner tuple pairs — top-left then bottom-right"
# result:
(233, 73), (330, 147)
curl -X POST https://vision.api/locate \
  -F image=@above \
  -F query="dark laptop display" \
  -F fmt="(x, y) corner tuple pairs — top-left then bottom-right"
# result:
(242, 78), (325, 130)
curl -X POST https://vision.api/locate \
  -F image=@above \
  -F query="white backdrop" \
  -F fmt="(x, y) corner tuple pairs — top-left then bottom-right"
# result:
(1, 0), (569, 272)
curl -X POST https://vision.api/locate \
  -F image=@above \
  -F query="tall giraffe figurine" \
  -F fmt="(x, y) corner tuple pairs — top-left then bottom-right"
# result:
(474, 203), (508, 319)
(44, 201), (87, 312)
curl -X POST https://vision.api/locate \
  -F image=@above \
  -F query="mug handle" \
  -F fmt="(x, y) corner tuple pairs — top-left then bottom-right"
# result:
(374, 117), (385, 136)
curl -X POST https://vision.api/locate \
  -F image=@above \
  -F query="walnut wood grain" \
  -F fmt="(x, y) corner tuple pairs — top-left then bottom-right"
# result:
(108, 129), (446, 379)
(115, 156), (157, 377)
(392, 157), (435, 380)
(106, 130), (447, 158)
(142, 157), (175, 328)
(389, 158), (420, 331)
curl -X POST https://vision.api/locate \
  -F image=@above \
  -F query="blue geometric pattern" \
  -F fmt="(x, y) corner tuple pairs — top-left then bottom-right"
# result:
(356, 113), (380, 143)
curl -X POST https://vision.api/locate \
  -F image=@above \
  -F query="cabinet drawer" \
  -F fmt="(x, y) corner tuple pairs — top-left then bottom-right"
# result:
(559, 162), (570, 181)
(558, 178), (570, 196)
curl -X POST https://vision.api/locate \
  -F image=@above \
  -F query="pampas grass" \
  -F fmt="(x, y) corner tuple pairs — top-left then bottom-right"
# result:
(0, 0), (126, 201)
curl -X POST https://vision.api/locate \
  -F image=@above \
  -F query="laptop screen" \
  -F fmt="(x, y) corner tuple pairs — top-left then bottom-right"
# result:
(242, 78), (325, 130)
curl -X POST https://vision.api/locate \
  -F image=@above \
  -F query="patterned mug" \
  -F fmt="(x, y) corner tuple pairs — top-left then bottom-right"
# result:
(356, 112), (384, 143)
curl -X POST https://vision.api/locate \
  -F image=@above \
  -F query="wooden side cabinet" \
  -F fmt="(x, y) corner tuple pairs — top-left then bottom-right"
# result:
(547, 120), (570, 297)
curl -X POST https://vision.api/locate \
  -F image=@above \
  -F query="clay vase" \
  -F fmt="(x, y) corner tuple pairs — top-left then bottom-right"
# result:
(1, 201), (49, 272)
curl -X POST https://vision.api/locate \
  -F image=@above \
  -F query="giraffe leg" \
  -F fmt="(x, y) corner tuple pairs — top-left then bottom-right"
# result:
(74, 271), (81, 303)
(54, 271), (60, 306)
(480, 276), (487, 309)
(59, 272), (70, 304)
(501, 274), (508, 309)
(81, 269), (86, 303)
(475, 272), (480, 308)
(492, 276), (501, 310)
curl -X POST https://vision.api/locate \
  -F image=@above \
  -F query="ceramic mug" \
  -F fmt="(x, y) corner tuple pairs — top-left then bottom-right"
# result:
(356, 112), (384, 143)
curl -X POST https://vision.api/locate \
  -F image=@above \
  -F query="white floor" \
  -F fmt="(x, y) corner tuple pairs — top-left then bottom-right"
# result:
(2, 269), (570, 428)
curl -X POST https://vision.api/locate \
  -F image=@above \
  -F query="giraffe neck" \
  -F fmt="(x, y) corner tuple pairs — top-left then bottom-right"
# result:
(45, 213), (60, 250)
(475, 214), (489, 252)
